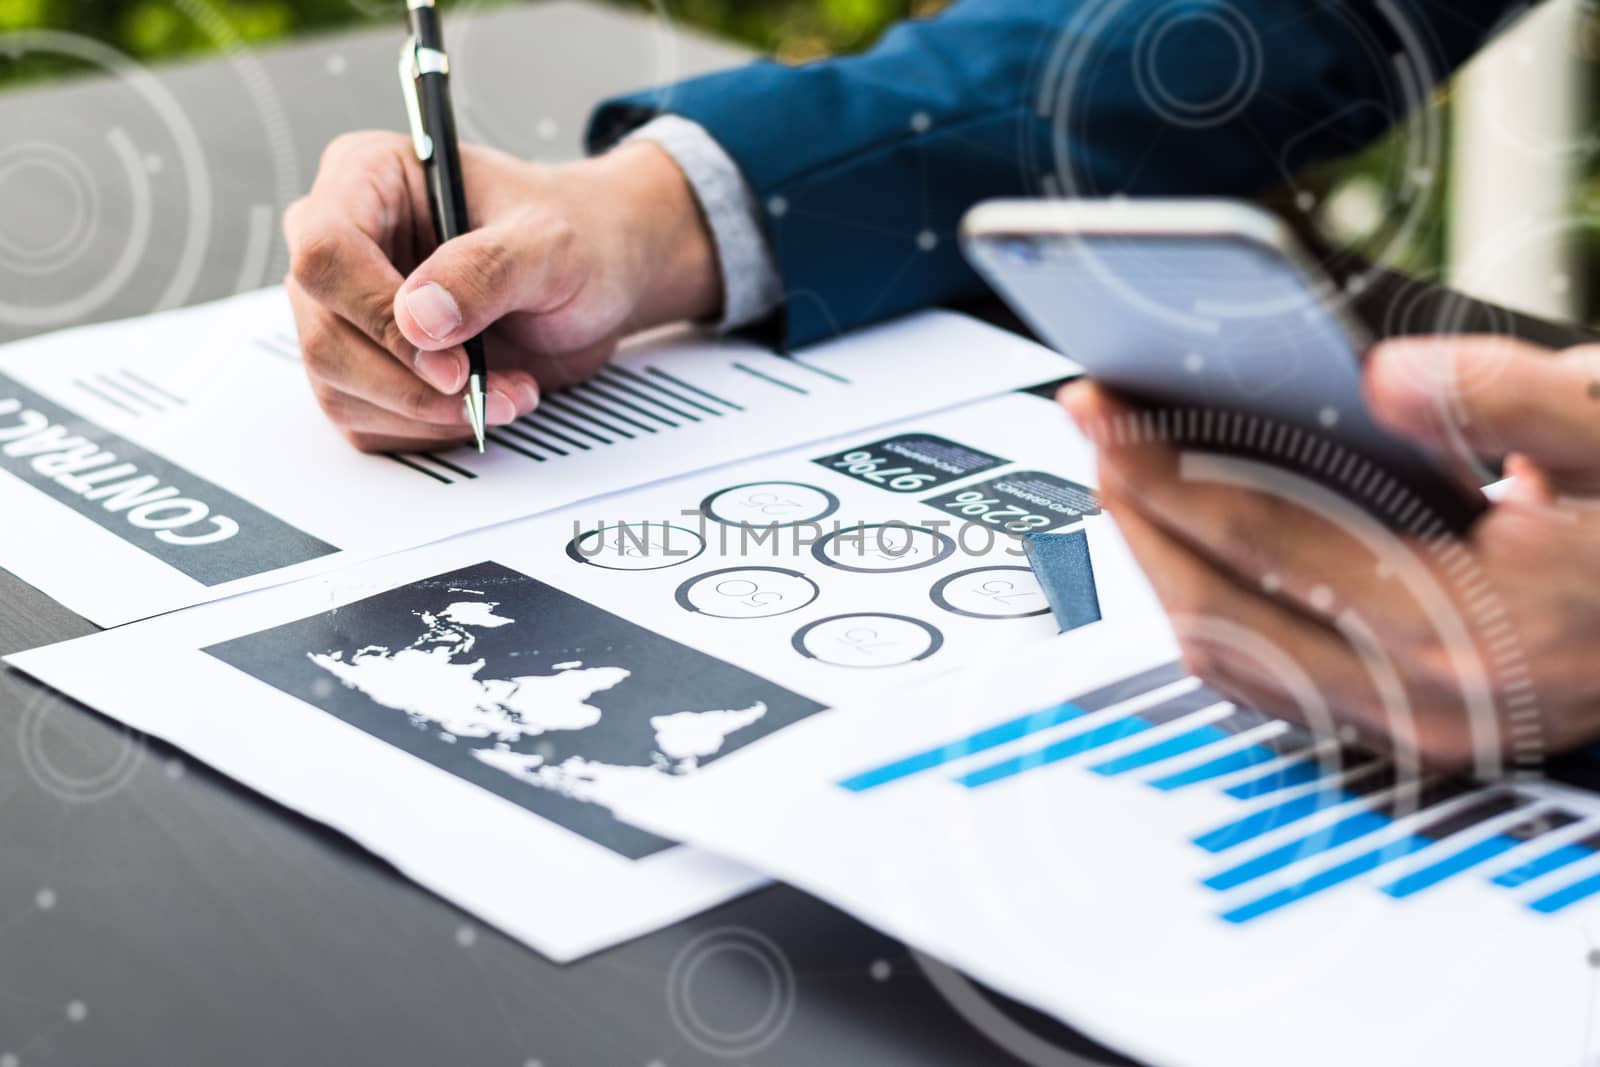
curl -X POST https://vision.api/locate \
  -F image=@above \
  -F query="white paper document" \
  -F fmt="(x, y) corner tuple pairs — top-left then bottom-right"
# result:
(0, 287), (1068, 626)
(608, 623), (1600, 1067)
(7, 392), (1159, 962)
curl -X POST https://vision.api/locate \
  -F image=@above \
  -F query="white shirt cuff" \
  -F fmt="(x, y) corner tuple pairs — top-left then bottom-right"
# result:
(625, 114), (785, 332)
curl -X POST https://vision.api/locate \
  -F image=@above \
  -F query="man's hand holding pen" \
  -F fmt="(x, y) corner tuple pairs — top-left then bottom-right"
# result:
(281, 134), (721, 454)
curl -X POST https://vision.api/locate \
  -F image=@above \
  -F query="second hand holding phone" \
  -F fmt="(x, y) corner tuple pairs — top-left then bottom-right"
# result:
(961, 199), (1488, 535)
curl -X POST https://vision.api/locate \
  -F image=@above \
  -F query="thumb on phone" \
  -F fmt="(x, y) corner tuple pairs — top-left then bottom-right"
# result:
(1366, 335), (1600, 497)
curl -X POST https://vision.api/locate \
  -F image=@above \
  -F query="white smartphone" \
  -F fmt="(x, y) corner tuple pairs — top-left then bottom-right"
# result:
(961, 198), (1487, 534)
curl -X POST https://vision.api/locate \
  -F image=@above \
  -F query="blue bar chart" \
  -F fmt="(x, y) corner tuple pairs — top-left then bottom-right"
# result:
(1384, 810), (1580, 898)
(1494, 825), (1600, 888)
(836, 661), (1190, 792)
(836, 660), (1600, 924)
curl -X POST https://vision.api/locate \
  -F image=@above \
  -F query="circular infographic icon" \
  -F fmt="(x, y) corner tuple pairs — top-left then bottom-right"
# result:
(812, 524), (957, 574)
(700, 481), (840, 528)
(566, 522), (706, 571)
(675, 567), (820, 619)
(792, 613), (944, 669)
(931, 566), (1052, 620)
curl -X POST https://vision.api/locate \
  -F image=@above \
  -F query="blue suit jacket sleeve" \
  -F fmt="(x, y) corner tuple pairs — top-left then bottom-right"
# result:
(588, 0), (1527, 349)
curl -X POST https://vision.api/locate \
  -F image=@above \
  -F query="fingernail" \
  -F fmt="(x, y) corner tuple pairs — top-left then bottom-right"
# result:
(405, 282), (462, 341)
(485, 389), (517, 426)
(1058, 382), (1086, 414)
(512, 378), (540, 413)
(414, 349), (466, 394)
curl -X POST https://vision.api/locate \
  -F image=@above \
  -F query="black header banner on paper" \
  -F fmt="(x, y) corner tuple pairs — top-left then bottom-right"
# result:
(924, 470), (1101, 534)
(0, 373), (338, 586)
(815, 433), (1009, 494)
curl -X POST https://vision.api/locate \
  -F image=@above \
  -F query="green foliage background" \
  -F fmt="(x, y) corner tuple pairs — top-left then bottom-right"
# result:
(1, 0), (1595, 320)
(0, 0), (938, 82)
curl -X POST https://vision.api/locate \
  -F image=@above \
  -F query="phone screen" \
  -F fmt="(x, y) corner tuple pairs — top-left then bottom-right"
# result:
(970, 231), (1486, 534)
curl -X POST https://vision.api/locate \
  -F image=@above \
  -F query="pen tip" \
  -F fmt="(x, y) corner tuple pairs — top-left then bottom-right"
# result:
(463, 375), (487, 454)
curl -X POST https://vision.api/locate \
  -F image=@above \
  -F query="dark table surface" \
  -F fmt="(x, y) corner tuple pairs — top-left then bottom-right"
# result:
(0, 5), (1134, 1065)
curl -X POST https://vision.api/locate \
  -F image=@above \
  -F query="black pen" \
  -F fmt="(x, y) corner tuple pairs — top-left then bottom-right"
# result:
(399, 0), (488, 451)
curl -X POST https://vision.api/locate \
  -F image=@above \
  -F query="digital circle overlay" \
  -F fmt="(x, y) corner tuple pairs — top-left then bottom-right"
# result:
(1035, 0), (1447, 318)
(20, 683), (145, 804)
(675, 566), (820, 620)
(566, 522), (706, 571)
(0, 22), (300, 330)
(666, 927), (796, 1058)
(792, 613), (945, 669)
(812, 524), (957, 574)
(700, 481), (840, 528)
(1130, 0), (1264, 130)
(931, 566), (1052, 620)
